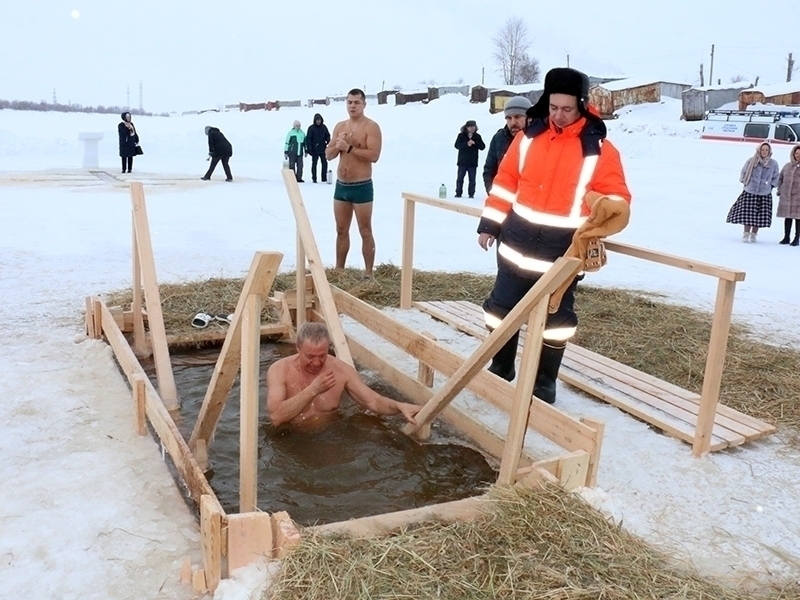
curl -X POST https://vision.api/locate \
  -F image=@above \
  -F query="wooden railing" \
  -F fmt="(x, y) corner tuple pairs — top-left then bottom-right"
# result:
(399, 192), (746, 457)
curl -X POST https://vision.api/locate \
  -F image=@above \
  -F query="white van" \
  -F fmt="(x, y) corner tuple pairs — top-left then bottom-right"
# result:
(701, 109), (800, 145)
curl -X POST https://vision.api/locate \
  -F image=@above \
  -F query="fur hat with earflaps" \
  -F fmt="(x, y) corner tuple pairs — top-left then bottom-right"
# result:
(528, 67), (592, 120)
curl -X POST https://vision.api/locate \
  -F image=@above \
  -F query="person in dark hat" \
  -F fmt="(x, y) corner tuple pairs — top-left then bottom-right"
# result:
(476, 67), (632, 404)
(201, 126), (234, 181)
(483, 95), (531, 194)
(118, 112), (139, 174)
(453, 120), (485, 198)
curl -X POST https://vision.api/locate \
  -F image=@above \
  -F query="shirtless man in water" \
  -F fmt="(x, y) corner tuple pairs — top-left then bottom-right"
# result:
(266, 323), (420, 427)
(325, 88), (383, 278)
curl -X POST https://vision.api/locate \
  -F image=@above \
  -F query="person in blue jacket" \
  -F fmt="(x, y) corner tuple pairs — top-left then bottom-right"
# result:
(453, 120), (485, 198)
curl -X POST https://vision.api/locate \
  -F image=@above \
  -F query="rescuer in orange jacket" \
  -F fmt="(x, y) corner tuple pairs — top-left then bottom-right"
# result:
(477, 67), (632, 404)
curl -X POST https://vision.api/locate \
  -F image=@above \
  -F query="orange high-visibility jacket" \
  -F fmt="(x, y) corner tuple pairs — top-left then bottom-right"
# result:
(478, 115), (631, 238)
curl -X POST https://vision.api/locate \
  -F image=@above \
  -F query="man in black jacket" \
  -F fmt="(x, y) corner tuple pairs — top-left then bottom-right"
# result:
(453, 120), (485, 198)
(482, 96), (531, 194)
(202, 126), (233, 182)
(306, 113), (331, 183)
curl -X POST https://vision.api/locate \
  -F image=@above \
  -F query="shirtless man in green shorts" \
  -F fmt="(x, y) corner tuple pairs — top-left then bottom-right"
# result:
(325, 88), (383, 278)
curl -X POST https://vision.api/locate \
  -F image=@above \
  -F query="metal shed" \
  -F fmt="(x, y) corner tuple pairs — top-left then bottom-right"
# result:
(682, 82), (753, 121)
(488, 84), (544, 114)
(589, 78), (691, 118)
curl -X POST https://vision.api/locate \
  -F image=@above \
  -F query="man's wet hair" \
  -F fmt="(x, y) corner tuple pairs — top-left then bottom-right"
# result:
(296, 322), (331, 347)
(347, 88), (366, 101)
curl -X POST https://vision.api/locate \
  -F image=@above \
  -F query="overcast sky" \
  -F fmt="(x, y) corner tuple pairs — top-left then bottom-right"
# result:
(1, 0), (796, 112)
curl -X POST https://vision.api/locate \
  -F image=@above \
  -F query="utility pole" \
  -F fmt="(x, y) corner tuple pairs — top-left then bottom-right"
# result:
(709, 44), (715, 86)
(481, 67), (484, 86)
(788, 52), (795, 82)
(566, 54), (570, 68)
(52, 88), (57, 104)
(139, 81), (143, 111)
(699, 63), (704, 87)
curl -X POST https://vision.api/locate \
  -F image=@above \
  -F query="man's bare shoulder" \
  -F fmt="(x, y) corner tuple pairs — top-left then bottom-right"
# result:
(267, 355), (294, 375)
(364, 117), (381, 131)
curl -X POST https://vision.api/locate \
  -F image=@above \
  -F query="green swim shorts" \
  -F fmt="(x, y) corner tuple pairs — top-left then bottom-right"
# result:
(334, 179), (374, 204)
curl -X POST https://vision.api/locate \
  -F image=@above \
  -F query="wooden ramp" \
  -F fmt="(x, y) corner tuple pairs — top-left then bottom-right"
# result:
(414, 300), (776, 453)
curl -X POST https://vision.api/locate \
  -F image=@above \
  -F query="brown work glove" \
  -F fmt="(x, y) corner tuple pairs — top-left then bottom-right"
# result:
(548, 192), (631, 314)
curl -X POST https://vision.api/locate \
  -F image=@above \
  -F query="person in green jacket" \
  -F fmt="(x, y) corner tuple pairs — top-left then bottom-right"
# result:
(284, 120), (307, 182)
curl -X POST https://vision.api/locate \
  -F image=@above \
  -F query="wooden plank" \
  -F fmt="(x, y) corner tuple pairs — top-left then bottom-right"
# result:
(563, 350), (760, 440)
(131, 211), (147, 357)
(189, 252), (283, 449)
(201, 494), (223, 593)
(402, 257), (581, 439)
(180, 557), (192, 584)
(580, 418), (604, 487)
(310, 494), (491, 538)
(296, 232), (306, 327)
(344, 332), (536, 466)
(400, 197), (416, 309)
(130, 181), (178, 408)
(417, 332), (436, 387)
(401, 192), (482, 218)
(98, 299), (224, 508)
(227, 512), (273, 572)
(695, 278), (738, 456)
(192, 569), (207, 593)
(240, 294), (261, 513)
(92, 298), (103, 344)
(498, 298), (547, 485)
(331, 287), (602, 461)
(555, 450), (590, 491)
(558, 367), (728, 452)
(85, 296), (96, 338)
(164, 323), (288, 349)
(417, 300), (772, 446)
(603, 240), (746, 282)
(562, 348), (745, 444)
(282, 170), (353, 366)
(133, 375), (146, 436)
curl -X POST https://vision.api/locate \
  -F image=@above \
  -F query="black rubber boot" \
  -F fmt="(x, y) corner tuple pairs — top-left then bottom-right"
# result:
(780, 219), (791, 244)
(488, 332), (519, 382)
(533, 342), (567, 404)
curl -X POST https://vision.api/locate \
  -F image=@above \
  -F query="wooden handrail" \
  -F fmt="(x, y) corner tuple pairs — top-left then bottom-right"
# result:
(399, 191), (746, 457)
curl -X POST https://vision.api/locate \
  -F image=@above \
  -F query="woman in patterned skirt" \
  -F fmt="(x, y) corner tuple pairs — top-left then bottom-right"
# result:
(726, 142), (780, 243)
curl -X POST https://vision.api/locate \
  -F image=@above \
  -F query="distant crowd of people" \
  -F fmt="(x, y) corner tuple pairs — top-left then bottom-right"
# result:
(727, 141), (800, 245)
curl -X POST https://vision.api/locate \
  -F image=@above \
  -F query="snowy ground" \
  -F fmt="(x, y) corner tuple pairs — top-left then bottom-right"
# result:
(1, 96), (798, 598)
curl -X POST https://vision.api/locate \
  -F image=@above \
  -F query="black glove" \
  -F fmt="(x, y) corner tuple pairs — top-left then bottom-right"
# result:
(284, 152), (289, 159)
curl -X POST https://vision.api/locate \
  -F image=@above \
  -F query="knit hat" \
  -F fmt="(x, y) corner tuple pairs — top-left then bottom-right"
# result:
(204, 126), (211, 135)
(504, 95), (532, 117)
(293, 120), (301, 128)
(465, 120), (477, 127)
(528, 67), (591, 120)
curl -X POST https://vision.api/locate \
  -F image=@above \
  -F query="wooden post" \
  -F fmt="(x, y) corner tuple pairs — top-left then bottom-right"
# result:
(402, 257), (581, 440)
(85, 296), (96, 338)
(282, 170), (353, 366)
(240, 294), (261, 513)
(132, 374), (147, 436)
(400, 196), (416, 309)
(189, 252), (283, 449)
(201, 494), (223, 592)
(417, 331), (436, 387)
(581, 417), (605, 486)
(497, 297), (548, 485)
(227, 512), (273, 571)
(129, 181), (178, 409)
(92, 297), (103, 341)
(693, 278), (737, 456)
(131, 211), (148, 358)
(296, 231), (306, 328)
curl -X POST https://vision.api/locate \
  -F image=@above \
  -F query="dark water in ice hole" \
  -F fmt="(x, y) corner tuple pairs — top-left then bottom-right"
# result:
(141, 343), (497, 526)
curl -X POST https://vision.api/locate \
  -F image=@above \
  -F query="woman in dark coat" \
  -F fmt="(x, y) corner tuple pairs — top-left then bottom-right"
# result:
(453, 120), (485, 198)
(118, 112), (139, 173)
(202, 126), (234, 181)
(777, 144), (800, 245)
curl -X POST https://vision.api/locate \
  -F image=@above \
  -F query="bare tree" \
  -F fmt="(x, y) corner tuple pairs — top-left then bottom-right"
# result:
(517, 53), (541, 84)
(492, 17), (537, 85)
(729, 74), (746, 83)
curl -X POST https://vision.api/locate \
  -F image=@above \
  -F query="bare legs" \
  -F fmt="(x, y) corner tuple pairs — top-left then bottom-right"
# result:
(334, 200), (375, 276)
